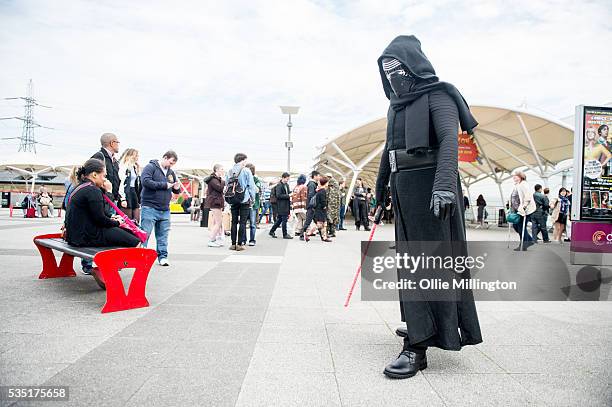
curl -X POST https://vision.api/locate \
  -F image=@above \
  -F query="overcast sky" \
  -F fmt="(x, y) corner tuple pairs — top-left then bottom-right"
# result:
(1, 0), (611, 172)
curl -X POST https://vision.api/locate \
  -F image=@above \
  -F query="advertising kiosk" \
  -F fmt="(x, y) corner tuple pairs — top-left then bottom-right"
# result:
(571, 105), (612, 265)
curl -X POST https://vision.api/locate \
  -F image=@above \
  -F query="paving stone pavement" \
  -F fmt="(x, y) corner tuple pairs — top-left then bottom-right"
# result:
(0, 211), (610, 407)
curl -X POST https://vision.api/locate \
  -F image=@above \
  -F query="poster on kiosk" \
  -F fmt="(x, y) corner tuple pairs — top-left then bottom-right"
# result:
(571, 105), (612, 264)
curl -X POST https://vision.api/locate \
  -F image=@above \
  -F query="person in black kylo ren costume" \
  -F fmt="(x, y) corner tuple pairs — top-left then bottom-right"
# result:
(374, 35), (483, 379)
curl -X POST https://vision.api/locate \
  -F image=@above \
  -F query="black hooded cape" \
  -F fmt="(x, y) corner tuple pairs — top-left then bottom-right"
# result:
(375, 35), (483, 350)
(377, 35), (478, 152)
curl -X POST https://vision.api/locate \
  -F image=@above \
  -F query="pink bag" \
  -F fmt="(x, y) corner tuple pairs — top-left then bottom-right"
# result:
(103, 194), (148, 243)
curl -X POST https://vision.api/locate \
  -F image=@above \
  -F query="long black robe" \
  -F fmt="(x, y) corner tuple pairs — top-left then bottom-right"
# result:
(375, 36), (482, 350)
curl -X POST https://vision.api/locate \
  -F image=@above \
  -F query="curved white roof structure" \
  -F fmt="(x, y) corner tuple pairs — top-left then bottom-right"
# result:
(314, 105), (574, 206)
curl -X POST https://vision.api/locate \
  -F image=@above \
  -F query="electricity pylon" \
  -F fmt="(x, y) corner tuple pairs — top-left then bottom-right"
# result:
(1, 79), (52, 153)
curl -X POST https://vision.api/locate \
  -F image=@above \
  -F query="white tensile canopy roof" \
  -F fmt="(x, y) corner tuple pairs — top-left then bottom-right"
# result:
(0, 152), (81, 192)
(314, 104), (574, 207)
(0, 152), (59, 174)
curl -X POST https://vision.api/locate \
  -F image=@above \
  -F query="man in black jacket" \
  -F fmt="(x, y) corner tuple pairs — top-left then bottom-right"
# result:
(299, 170), (320, 240)
(352, 178), (370, 231)
(91, 132), (125, 208)
(532, 184), (550, 242)
(81, 132), (124, 275)
(268, 172), (293, 239)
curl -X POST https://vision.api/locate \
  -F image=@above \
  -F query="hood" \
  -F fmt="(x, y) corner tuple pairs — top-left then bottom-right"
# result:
(378, 35), (438, 99)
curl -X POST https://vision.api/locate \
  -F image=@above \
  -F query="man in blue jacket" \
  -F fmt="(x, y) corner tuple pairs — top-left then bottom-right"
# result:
(226, 153), (256, 251)
(140, 151), (181, 266)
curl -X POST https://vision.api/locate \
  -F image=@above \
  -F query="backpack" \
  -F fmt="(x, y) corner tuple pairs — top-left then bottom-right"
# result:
(224, 169), (245, 205)
(270, 184), (278, 204)
(308, 194), (317, 209)
(306, 181), (317, 209)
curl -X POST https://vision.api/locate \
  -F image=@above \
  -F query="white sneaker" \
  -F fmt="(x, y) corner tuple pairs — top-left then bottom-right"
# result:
(208, 240), (220, 247)
(158, 258), (169, 266)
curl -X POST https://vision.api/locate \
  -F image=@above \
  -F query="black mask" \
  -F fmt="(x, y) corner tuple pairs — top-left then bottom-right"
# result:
(382, 57), (416, 97)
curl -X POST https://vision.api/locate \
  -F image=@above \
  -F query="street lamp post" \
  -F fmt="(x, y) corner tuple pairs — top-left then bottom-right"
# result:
(280, 106), (299, 173)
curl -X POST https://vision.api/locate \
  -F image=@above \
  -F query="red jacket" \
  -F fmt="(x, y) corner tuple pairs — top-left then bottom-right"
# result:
(204, 174), (225, 209)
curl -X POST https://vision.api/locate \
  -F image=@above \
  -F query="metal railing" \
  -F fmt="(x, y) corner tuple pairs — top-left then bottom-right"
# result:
(465, 206), (508, 227)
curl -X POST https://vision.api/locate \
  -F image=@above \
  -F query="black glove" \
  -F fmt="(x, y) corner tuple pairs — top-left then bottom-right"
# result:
(373, 205), (384, 224)
(374, 187), (389, 220)
(430, 191), (456, 221)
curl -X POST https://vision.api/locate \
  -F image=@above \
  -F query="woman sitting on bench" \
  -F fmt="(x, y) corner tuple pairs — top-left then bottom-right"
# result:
(65, 158), (140, 248)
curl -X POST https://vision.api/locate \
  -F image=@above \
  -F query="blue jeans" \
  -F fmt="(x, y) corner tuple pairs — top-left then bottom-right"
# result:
(512, 213), (534, 243)
(259, 201), (271, 222)
(248, 207), (257, 243)
(241, 207), (258, 244)
(82, 259), (93, 271)
(140, 206), (171, 259)
(338, 205), (346, 229)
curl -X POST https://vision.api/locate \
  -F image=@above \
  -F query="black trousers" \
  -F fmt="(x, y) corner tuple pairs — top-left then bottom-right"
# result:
(302, 208), (315, 233)
(270, 214), (289, 236)
(531, 212), (549, 241)
(230, 203), (250, 245)
(353, 199), (369, 228)
(86, 227), (140, 248)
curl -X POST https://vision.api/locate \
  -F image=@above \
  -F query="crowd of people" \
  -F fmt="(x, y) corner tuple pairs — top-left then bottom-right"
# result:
(201, 154), (380, 250)
(59, 133), (180, 273)
(53, 134), (382, 274)
(471, 170), (572, 251)
(22, 130), (575, 268)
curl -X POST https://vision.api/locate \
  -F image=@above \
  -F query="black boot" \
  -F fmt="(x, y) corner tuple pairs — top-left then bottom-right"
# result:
(383, 349), (427, 379)
(356, 225), (360, 231)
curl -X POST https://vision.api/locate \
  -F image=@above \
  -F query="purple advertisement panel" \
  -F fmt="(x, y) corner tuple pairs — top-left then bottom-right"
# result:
(580, 106), (612, 220)
(570, 221), (612, 253)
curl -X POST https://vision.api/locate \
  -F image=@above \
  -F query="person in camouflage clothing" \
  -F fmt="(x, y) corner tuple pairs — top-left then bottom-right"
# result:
(326, 174), (340, 237)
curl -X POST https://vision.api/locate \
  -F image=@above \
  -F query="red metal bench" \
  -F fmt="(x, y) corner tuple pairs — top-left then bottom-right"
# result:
(33, 233), (157, 314)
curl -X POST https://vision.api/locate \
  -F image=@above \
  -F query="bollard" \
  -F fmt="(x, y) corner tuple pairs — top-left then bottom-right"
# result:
(58, 207), (62, 218)
(200, 208), (209, 227)
(9, 203), (13, 217)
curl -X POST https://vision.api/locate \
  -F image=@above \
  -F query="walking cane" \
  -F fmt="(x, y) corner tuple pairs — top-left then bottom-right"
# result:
(344, 206), (383, 307)
(506, 209), (512, 249)
(519, 212), (526, 251)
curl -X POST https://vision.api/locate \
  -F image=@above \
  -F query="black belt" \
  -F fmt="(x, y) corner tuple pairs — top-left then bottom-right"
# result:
(389, 148), (439, 172)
